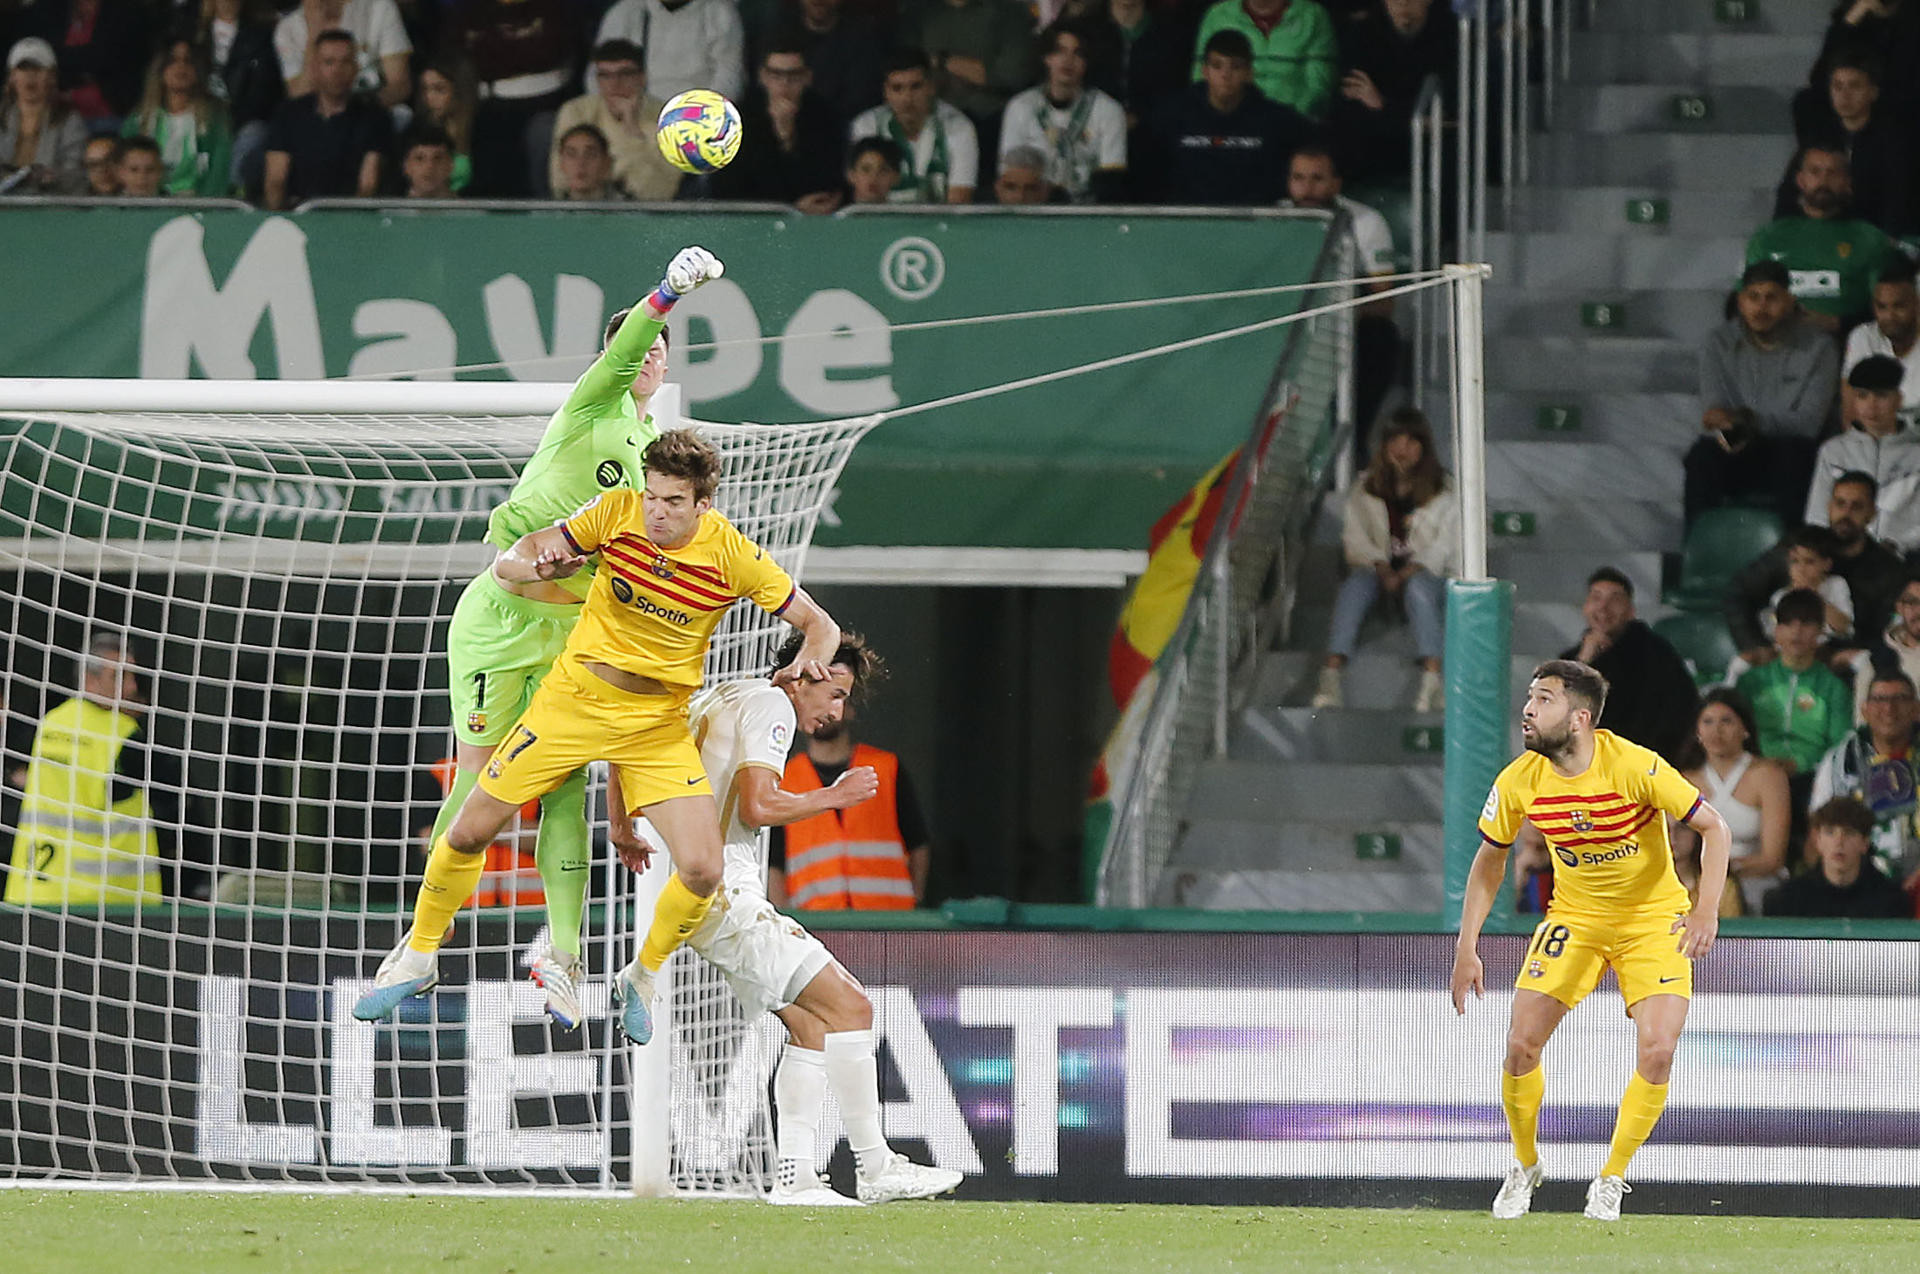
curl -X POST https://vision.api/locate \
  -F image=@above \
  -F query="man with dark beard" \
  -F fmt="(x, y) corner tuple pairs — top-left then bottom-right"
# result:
(1745, 143), (1896, 335)
(1452, 660), (1733, 1222)
(769, 701), (932, 910)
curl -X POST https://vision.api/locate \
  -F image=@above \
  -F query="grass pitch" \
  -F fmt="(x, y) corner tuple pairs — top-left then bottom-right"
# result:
(7, 1190), (1911, 1274)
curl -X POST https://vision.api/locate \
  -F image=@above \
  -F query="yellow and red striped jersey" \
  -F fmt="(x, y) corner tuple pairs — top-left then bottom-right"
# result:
(559, 492), (794, 688)
(1479, 729), (1700, 917)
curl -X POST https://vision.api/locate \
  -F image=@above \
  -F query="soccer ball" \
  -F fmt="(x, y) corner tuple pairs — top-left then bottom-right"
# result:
(656, 89), (743, 175)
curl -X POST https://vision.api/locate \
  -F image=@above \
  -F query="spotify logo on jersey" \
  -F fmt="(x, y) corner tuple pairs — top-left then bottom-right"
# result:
(596, 459), (624, 488)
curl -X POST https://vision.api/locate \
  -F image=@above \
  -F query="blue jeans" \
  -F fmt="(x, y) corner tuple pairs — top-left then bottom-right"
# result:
(1328, 566), (1446, 660)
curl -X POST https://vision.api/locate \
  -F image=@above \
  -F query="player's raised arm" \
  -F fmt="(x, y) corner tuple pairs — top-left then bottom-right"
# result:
(1451, 836), (1511, 1015)
(568, 246), (725, 411)
(772, 587), (842, 685)
(1676, 800), (1731, 958)
(492, 525), (588, 583)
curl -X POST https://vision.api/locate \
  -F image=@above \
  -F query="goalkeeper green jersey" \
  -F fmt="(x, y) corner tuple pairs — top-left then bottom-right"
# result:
(1744, 216), (1893, 321)
(484, 307), (667, 599)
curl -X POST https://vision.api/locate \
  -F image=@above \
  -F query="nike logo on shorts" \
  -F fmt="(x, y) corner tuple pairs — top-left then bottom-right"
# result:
(686, 776), (701, 785)
(1658, 976), (1682, 984)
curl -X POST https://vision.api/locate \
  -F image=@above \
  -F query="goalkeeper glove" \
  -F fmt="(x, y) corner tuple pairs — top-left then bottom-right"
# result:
(654, 246), (724, 306)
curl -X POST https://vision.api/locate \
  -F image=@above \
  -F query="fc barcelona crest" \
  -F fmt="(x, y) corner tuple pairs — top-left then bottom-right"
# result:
(1527, 960), (1546, 979)
(1570, 810), (1595, 833)
(467, 711), (487, 734)
(650, 556), (677, 580)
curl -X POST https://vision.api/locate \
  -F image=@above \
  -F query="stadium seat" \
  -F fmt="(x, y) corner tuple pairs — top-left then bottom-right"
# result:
(1347, 183), (1413, 272)
(1661, 508), (1782, 612)
(1651, 612), (1738, 688)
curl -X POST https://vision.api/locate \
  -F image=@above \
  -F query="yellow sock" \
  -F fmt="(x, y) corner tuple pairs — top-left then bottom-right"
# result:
(407, 835), (485, 954)
(638, 873), (716, 972)
(1601, 1071), (1669, 1178)
(1501, 1065), (1545, 1168)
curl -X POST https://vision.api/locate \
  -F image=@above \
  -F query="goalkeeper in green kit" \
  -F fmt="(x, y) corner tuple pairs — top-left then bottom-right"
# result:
(433, 244), (723, 1029)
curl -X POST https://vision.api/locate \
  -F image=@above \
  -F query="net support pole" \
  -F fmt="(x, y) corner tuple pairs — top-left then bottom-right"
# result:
(625, 816), (673, 1197)
(1442, 578), (1513, 927)
(1448, 263), (1489, 579)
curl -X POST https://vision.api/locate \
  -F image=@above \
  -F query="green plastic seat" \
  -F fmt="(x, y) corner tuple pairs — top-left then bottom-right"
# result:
(1651, 612), (1739, 688)
(1661, 507), (1782, 612)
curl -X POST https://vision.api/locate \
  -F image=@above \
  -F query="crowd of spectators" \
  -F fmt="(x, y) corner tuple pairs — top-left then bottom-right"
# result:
(0, 0), (1455, 210)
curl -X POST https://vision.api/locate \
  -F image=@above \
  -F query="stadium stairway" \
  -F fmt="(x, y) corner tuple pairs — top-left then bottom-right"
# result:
(1155, 0), (1817, 910)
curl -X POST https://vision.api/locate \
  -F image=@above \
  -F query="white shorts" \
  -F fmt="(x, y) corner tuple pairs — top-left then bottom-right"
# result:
(685, 882), (832, 1018)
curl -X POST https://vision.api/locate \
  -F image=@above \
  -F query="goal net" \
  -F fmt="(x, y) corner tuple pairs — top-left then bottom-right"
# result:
(0, 379), (878, 1193)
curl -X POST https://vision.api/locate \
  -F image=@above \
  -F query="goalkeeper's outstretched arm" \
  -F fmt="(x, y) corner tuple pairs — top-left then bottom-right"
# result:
(570, 246), (726, 409)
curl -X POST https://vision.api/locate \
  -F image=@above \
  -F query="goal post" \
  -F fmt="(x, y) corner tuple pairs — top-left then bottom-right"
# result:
(0, 378), (877, 1195)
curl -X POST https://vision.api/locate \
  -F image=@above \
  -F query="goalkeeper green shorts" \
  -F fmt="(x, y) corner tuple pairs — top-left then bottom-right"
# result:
(445, 570), (583, 748)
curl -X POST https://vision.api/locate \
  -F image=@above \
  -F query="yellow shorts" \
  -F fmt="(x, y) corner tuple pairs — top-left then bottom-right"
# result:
(1513, 908), (1692, 1009)
(478, 652), (712, 813)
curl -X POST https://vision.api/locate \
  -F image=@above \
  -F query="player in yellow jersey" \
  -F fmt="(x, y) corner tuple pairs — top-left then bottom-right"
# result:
(1451, 659), (1732, 1222)
(354, 429), (844, 1045)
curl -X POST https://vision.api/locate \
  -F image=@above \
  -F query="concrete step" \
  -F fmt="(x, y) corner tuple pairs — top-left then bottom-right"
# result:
(1256, 649), (1538, 709)
(1553, 83), (1793, 134)
(1503, 184), (1775, 236)
(1483, 335), (1697, 393)
(1587, 0), (1829, 35)
(1485, 390), (1698, 446)
(1485, 286), (1727, 341)
(1489, 438), (1684, 504)
(1486, 231), (1744, 293)
(1527, 132), (1787, 189)
(1231, 706), (1451, 765)
(1189, 759), (1447, 824)
(1566, 31), (1816, 86)
(1156, 862), (1445, 912)
(1283, 596), (1586, 656)
(1171, 815), (1446, 871)
(1492, 547), (1670, 604)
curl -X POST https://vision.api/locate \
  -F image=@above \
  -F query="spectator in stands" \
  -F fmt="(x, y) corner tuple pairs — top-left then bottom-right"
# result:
(80, 133), (119, 194)
(551, 122), (627, 201)
(1728, 473), (1908, 666)
(1, 37), (88, 195)
(550, 40), (682, 203)
(14, 0), (150, 124)
(770, 708), (932, 910)
(771, 0), (888, 128)
(4, 634), (212, 904)
(413, 57), (475, 196)
(115, 133), (164, 196)
(1811, 668), (1920, 885)
(1677, 689), (1790, 916)
(262, 28), (392, 209)
(1685, 259), (1838, 528)
(1735, 590), (1854, 811)
(594, 0), (747, 103)
(1559, 566), (1699, 763)
(273, 0), (411, 113)
(849, 48), (978, 204)
(1282, 145), (1400, 458)
(186, 0), (284, 198)
(1000, 23), (1128, 204)
(899, 0), (1034, 145)
(1143, 29), (1313, 205)
(446, 0), (577, 198)
(1798, 0), (1920, 127)
(399, 124), (456, 199)
(123, 42), (236, 197)
(1331, 0), (1455, 185)
(992, 143), (1060, 203)
(1747, 144), (1897, 335)
(844, 134), (903, 204)
(1855, 572), (1920, 712)
(1311, 407), (1454, 713)
(1762, 795), (1911, 917)
(709, 43), (845, 213)
(1804, 356), (1920, 554)
(1081, 0), (1188, 143)
(1190, 0), (1337, 120)
(1780, 54), (1910, 235)
(1844, 254), (1920, 418)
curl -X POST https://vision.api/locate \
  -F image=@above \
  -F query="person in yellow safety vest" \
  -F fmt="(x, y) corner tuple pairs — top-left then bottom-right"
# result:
(770, 707), (931, 911)
(6, 634), (195, 905)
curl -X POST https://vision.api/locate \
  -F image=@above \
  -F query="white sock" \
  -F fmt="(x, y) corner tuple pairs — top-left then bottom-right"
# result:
(773, 1045), (827, 1189)
(824, 1029), (889, 1180)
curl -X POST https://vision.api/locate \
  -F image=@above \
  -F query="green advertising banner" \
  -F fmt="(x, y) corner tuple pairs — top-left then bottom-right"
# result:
(0, 206), (1331, 560)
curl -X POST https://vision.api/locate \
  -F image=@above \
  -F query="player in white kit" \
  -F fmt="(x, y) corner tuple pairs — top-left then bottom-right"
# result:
(629, 630), (963, 1206)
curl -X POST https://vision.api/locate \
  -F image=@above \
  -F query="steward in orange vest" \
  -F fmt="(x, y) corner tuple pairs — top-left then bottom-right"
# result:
(428, 758), (545, 907)
(774, 742), (929, 910)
